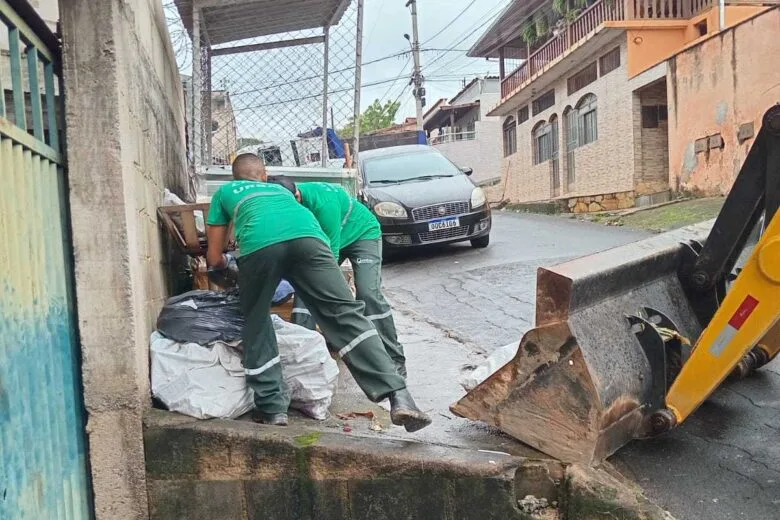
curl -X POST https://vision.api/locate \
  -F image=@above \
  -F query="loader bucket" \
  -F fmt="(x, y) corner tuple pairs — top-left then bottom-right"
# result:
(451, 222), (714, 465)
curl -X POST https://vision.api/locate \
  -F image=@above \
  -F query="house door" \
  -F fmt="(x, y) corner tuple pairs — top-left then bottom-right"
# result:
(0, 1), (92, 518)
(550, 115), (560, 197)
(564, 108), (577, 191)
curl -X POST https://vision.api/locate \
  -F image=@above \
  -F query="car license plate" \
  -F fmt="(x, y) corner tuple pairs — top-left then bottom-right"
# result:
(428, 217), (459, 231)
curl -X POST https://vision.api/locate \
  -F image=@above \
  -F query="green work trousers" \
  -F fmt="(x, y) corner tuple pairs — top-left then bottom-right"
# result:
(238, 237), (405, 415)
(292, 238), (406, 369)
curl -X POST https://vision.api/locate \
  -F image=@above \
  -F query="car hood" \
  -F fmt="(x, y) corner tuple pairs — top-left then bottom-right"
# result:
(365, 175), (475, 207)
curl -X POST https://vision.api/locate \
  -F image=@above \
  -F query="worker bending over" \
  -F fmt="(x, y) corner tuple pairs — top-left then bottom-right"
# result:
(269, 178), (407, 378)
(206, 154), (430, 432)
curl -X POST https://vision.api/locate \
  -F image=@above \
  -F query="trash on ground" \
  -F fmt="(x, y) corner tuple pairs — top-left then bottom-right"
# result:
(460, 341), (520, 391)
(150, 331), (253, 419)
(150, 314), (338, 421)
(517, 495), (550, 515)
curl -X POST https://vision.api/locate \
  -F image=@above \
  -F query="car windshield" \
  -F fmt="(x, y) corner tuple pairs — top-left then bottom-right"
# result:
(363, 150), (463, 184)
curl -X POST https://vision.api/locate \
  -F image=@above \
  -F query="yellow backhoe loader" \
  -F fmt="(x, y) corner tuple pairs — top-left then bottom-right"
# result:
(452, 105), (780, 465)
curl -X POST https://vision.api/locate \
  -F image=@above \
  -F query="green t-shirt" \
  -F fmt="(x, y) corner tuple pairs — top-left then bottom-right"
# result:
(207, 180), (328, 256)
(297, 182), (381, 259)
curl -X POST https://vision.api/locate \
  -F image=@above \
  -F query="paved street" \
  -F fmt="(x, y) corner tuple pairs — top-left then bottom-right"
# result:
(383, 211), (780, 520)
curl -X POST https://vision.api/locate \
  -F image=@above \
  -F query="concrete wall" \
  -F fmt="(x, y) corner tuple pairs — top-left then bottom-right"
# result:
(667, 7), (780, 195)
(60, 0), (192, 517)
(434, 118), (503, 183)
(500, 37), (637, 203)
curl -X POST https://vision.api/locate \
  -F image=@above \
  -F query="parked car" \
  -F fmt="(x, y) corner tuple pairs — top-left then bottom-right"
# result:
(358, 145), (491, 251)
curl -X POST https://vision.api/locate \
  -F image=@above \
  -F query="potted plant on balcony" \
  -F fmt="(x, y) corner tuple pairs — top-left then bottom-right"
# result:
(521, 20), (538, 45)
(535, 12), (549, 40)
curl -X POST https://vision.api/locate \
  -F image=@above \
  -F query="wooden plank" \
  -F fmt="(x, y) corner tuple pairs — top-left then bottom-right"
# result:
(8, 26), (26, 129)
(179, 210), (200, 250)
(26, 49), (44, 141)
(43, 61), (58, 151)
(0, 117), (60, 163)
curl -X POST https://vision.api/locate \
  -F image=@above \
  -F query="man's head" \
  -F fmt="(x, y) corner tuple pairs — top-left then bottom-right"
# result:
(267, 176), (301, 202)
(232, 153), (267, 181)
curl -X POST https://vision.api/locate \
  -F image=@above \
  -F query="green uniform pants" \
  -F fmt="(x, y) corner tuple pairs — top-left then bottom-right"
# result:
(292, 238), (406, 368)
(238, 237), (406, 415)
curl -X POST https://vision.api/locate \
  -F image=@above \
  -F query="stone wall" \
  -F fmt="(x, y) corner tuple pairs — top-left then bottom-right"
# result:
(567, 191), (635, 213)
(60, 0), (191, 517)
(500, 36), (637, 204)
(667, 7), (780, 195)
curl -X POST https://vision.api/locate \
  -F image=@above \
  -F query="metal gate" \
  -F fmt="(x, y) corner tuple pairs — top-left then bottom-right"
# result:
(0, 1), (92, 518)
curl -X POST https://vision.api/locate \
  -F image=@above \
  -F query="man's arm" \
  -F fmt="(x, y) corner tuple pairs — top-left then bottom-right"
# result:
(205, 188), (231, 268)
(206, 225), (230, 268)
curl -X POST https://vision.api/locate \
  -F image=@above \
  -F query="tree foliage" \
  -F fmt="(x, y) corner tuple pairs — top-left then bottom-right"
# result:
(339, 99), (401, 139)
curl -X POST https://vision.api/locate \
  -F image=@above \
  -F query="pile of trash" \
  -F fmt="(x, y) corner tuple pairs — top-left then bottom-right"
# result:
(150, 289), (338, 421)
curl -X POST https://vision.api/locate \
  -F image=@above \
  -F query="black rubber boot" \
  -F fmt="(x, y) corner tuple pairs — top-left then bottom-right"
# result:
(389, 388), (431, 432)
(253, 411), (289, 426)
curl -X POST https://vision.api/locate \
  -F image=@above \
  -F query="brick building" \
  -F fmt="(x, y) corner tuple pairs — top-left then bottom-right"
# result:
(470, 0), (775, 211)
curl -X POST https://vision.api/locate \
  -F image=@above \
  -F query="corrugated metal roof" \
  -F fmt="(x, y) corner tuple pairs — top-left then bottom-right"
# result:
(174, 0), (351, 45)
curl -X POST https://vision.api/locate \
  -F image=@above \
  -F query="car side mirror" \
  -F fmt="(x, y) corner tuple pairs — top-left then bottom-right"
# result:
(461, 167), (473, 176)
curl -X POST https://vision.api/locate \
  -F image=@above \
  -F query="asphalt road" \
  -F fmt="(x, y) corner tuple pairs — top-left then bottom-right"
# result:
(382, 211), (780, 520)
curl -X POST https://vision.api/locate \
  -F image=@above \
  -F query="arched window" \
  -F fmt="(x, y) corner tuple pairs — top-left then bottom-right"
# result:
(549, 115), (560, 192)
(503, 116), (517, 157)
(576, 94), (598, 145)
(533, 120), (554, 165)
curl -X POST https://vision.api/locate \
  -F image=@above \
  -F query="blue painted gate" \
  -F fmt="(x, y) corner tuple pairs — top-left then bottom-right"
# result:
(0, 0), (92, 518)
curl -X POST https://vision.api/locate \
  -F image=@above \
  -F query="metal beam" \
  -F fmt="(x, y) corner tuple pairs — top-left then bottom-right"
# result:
(352, 0), (364, 163)
(211, 35), (325, 56)
(329, 0), (351, 26)
(321, 26), (330, 167)
(195, 0), (258, 8)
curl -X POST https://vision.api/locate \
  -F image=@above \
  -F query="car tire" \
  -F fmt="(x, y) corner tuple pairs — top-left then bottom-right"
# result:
(471, 235), (490, 249)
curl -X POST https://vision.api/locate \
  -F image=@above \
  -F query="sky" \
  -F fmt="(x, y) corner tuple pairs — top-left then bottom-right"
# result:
(358, 0), (509, 120)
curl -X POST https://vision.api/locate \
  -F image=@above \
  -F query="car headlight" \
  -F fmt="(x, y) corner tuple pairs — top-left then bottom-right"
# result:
(471, 187), (487, 209)
(374, 201), (408, 219)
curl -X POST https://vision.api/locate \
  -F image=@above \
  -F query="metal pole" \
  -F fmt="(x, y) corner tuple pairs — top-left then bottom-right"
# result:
(192, 6), (202, 170)
(353, 0), (364, 165)
(205, 45), (212, 165)
(321, 26), (330, 167)
(407, 0), (424, 132)
(719, 0), (725, 30)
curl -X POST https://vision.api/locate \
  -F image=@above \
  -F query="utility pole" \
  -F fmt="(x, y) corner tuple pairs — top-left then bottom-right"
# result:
(405, 0), (424, 132)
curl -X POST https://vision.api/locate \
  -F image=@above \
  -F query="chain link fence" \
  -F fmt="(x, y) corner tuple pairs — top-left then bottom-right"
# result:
(166, 0), (363, 170)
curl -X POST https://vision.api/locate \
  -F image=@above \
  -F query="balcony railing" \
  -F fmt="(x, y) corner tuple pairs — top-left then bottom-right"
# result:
(500, 0), (714, 99)
(430, 130), (477, 145)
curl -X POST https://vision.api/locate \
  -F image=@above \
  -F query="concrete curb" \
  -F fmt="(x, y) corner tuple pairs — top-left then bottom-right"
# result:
(144, 410), (677, 520)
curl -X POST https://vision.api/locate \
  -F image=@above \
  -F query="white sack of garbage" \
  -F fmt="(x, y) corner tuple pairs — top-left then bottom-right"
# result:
(151, 317), (339, 420)
(461, 341), (520, 392)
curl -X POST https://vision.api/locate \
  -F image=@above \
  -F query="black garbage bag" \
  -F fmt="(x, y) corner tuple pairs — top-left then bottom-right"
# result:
(156, 289), (245, 344)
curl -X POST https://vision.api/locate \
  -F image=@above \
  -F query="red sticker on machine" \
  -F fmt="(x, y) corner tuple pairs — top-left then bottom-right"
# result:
(710, 295), (760, 357)
(728, 295), (760, 330)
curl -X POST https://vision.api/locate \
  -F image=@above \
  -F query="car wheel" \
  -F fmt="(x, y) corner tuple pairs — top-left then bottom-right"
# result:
(471, 235), (490, 249)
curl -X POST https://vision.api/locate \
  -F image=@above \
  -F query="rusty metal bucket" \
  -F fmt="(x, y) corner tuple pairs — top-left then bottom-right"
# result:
(451, 222), (713, 465)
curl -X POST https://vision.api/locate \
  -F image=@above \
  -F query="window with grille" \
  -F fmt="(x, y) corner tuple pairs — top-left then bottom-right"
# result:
(518, 105), (529, 124)
(533, 121), (554, 165)
(532, 89), (556, 116)
(599, 47), (621, 76)
(567, 62), (597, 96)
(576, 94), (598, 146)
(503, 116), (517, 157)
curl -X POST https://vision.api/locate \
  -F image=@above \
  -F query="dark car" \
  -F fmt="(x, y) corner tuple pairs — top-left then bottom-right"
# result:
(358, 145), (491, 251)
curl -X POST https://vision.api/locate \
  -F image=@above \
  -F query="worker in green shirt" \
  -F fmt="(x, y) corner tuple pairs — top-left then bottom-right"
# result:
(206, 154), (430, 432)
(269, 178), (407, 378)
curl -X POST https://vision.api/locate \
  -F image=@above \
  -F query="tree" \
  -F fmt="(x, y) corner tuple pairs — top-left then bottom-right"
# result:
(339, 99), (401, 139)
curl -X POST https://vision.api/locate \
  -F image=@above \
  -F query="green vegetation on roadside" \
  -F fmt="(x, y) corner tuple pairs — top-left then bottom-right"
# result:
(587, 197), (725, 233)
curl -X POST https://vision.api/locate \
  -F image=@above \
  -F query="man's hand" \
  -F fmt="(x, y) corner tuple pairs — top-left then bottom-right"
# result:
(206, 224), (229, 268)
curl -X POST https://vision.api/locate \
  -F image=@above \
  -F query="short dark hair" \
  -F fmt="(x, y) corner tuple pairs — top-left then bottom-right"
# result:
(267, 176), (297, 196)
(232, 153), (265, 180)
